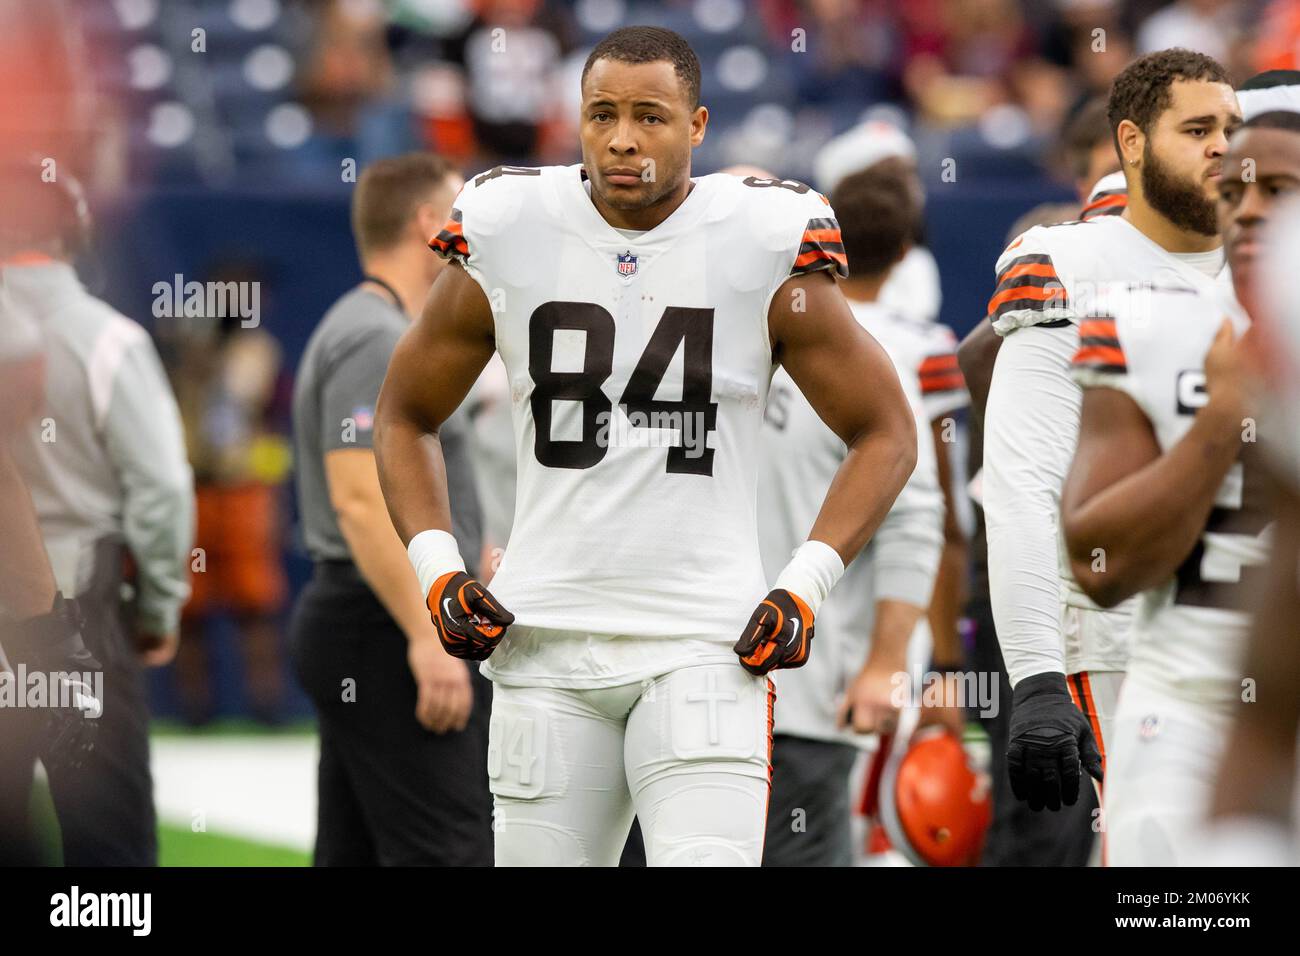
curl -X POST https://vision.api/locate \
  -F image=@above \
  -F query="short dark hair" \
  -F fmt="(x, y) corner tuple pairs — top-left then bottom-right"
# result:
(831, 167), (919, 278)
(1239, 70), (1300, 91)
(351, 152), (458, 258)
(581, 26), (702, 109)
(1061, 98), (1112, 181)
(1238, 109), (1300, 135)
(1106, 48), (1231, 152)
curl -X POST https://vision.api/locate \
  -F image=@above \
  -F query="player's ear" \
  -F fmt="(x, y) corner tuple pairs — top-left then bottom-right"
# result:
(414, 202), (442, 245)
(1116, 118), (1144, 169)
(690, 105), (708, 147)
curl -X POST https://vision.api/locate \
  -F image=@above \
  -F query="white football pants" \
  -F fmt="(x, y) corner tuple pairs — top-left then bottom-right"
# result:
(488, 662), (774, 866)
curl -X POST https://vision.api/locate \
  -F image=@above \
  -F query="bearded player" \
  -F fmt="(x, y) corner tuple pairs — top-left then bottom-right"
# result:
(373, 27), (916, 867)
(979, 49), (1241, 813)
(1060, 111), (1300, 864)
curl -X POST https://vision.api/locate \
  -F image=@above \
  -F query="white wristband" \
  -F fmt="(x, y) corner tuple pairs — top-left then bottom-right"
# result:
(407, 529), (466, 597)
(772, 539), (845, 617)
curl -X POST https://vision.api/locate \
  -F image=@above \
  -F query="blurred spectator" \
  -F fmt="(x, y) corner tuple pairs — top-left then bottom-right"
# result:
(1135, 0), (1245, 64)
(1057, 96), (1122, 201)
(290, 0), (417, 177)
(778, 0), (898, 113)
(166, 260), (292, 725)
(1255, 0), (1300, 72)
(900, 0), (1069, 132)
(443, 0), (575, 163)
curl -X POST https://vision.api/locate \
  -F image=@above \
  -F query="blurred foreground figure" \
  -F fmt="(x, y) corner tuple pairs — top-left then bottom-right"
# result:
(0, 154), (193, 865)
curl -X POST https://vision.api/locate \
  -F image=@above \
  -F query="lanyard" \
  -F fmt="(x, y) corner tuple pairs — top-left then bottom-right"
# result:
(362, 274), (406, 317)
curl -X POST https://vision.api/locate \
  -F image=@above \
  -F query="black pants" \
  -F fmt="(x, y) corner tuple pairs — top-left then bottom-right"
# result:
(763, 734), (859, 867)
(0, 540), (156, 866)
(289, 561), (494, 866)
(968, 595), (1097, 866)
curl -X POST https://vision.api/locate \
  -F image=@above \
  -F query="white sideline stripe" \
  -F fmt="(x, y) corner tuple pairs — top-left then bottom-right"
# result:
(151, 735), (318, 852)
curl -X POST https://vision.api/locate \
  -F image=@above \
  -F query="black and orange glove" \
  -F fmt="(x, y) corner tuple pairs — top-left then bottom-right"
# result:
(426, 571), (515, 661)
(733, 588), (814, 675)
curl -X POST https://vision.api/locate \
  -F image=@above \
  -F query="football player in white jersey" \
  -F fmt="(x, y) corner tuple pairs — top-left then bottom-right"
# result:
(1060, 110), (1300, 864)
(373, 26), (918, 867)
(1205, 188), (1300, 865)
(759, 166), (947, 866)
(974, 49), (1241, 814)
(813, 119), (943, 327)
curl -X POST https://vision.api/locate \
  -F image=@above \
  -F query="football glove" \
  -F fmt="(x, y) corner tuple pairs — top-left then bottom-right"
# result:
(426, 571), (515, 661)
(1007, 671), (1103, 811)
(0, 593), (101, 772)
(733, 588), (814, 675)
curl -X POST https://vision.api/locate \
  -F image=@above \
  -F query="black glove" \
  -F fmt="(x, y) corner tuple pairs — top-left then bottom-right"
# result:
(1, 594), (101, 772)
(1007, 672), (1102, 811)
(733, 589), (814, 676)
(425, 571), (515, 661)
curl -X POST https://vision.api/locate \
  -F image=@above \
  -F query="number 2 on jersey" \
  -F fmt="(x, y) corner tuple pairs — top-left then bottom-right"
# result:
(528, 301), (718, 476)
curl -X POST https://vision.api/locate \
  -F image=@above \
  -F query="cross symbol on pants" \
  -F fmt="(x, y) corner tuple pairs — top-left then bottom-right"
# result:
(686, 671), (738, 745)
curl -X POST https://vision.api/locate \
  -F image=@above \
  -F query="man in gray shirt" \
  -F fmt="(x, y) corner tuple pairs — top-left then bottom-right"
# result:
(290, 153), (492, 865)
(0, 162), (194, 866)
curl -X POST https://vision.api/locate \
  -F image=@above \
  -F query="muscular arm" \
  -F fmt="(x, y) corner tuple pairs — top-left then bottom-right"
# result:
(769, 272), (917, 564)
(1061, 387), (1244, 608)
(956, 318), (1002, 427)
(375, 262), (495, 546)
(326, 449), (440, 642)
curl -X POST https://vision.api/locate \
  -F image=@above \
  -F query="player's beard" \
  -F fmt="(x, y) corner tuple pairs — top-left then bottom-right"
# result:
(1140, 141), (1218, 237)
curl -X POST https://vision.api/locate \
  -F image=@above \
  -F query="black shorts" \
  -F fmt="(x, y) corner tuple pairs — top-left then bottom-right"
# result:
(289, 561), (494, 866)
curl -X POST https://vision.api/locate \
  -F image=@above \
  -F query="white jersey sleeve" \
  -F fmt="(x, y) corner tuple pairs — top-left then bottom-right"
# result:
(983, 321), (1081, 683)
(988, 227), (1073, 335)
(868, 480), (945, 608)
(917, 322), (968, 421)
(747, 176), (848, 290)
(429, 164), (537, 293)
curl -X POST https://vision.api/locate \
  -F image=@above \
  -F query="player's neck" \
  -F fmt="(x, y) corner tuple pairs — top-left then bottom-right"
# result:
(1121, 197), (1221, 255)
(840, 275), (887, 302)
(591, 178), (695, 232)
(360, 248), (430, 321)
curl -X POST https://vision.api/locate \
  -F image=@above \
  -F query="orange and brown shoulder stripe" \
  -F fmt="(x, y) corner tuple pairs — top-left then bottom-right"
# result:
(988, 253), (1067, 321)
(429, 207), (469, 261)
(791, 217), (849, 278)
(918, 351), (965, 395)
(1073, 315), (1127, 374)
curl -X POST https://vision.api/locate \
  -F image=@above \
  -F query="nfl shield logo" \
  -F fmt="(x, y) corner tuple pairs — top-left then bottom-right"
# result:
(616, 251), (638, 277)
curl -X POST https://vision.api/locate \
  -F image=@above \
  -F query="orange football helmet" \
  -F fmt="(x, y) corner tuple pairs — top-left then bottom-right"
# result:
(873, 727), (992, 867)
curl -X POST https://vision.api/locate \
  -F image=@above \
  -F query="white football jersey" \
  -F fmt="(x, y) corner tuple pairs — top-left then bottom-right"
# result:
(430, 164), (847, 684)
(0, 265), (43, 361)
(1071, 285), (1267, 704)
(879, 245), (942, 326)
(987, 215), (1231, 673)
(916, 321), (968, 422)
(759, 299), (945, 742)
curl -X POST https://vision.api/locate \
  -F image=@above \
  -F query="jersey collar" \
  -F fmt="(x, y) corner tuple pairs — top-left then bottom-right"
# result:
(564, 164), (712, 252)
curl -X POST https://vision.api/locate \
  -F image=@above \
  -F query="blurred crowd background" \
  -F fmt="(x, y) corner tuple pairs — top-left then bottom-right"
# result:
(9, 0), (1296, 724)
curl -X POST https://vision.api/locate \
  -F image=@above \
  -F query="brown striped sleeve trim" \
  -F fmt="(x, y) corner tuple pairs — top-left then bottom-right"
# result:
(790, 217), (849, 278)
(987, 253), (1068, 320)
(429, 207), (470, 262)
(1072, 316), (1127, 374)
